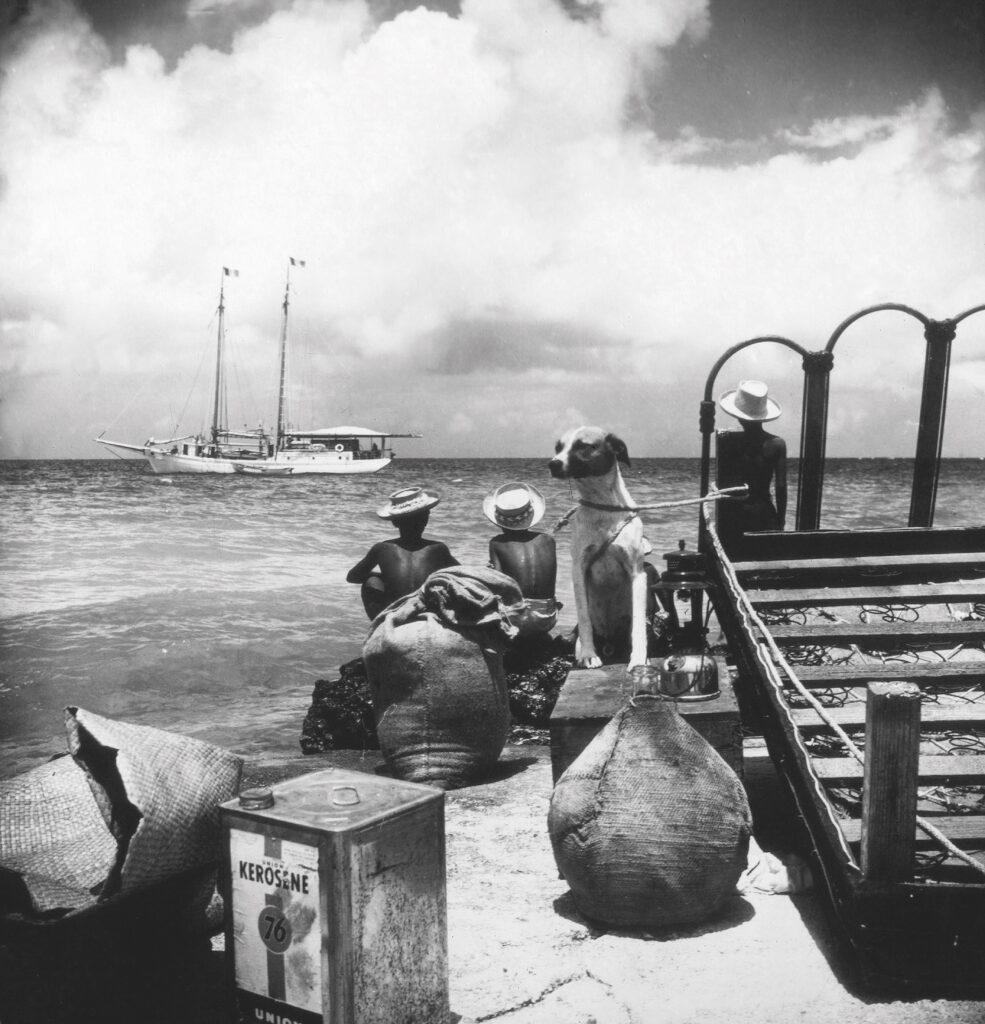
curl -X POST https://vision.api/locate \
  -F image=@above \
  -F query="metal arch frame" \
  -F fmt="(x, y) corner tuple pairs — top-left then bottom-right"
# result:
(698, 303), (985, 543)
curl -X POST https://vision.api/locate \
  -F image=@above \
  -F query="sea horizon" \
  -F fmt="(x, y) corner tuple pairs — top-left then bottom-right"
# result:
(4, 455), (985, 778)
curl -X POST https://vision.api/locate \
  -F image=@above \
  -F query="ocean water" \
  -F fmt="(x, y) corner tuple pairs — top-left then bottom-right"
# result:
(3, 456), (985, 777)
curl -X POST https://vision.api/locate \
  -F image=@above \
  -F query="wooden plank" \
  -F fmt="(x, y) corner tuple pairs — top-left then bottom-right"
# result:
(813, 755), (985, 783)
(795, 663), (985, 687)
(735, 552), (985, 575)
(734, 553), (985, 591)
(792, 703), (985, 731)
(840, 815), (985, 846)
(748, 582), (985, 608)
(734, 525), (985, 562)
(765, 620), (985, 645)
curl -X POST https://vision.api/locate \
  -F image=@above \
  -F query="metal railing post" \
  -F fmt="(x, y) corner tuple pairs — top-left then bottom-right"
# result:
(909, 319), (956, 527)
(796, 350), (834, 532)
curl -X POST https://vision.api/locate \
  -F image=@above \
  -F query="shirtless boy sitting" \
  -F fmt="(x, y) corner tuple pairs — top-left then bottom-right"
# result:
(483, 482), (561, 636)
(347, 486), (458, 619)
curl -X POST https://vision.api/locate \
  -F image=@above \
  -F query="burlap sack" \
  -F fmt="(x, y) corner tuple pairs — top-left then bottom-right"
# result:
(0, 754), (117, 915)
(363, 566), (520, 789)
(0, 708), (242, 916)
(548, 694), (752, 929)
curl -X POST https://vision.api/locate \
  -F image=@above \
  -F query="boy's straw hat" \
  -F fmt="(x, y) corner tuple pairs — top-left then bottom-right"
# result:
(719, 380), (781, 422)
(376, 485), (440, 520)
(482, 482), (546, 531)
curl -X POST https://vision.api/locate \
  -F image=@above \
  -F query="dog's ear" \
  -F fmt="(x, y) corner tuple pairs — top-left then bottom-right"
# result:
(606, 433), (630, 467)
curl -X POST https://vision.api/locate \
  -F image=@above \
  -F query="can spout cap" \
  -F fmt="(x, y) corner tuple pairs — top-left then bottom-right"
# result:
(239, 786), (274, 810)
(332, 785), (361, 806)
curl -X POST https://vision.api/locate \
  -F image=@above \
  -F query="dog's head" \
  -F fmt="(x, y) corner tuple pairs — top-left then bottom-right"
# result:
(549, 426), (630, 480)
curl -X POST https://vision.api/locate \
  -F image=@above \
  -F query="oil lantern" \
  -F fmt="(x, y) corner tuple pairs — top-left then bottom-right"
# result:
(646, 539), (719, 701)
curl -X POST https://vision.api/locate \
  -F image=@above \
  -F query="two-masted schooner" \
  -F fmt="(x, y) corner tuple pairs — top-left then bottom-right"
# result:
(96, 261), (417, 475)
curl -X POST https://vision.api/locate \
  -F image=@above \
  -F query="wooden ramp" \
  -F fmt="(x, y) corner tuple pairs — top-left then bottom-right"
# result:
(730, 543), (985, 874)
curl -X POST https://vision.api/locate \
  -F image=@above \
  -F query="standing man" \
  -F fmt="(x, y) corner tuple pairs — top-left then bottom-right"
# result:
(717, 380), (787, 548)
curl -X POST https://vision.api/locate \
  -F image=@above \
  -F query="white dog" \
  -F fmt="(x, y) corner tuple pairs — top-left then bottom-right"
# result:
(549, 426), (650, 669)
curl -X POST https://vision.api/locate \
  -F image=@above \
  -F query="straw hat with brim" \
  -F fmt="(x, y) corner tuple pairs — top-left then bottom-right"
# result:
(376, 486), (441, 520)
(482, 482), (546, 531)
(719, 380), (781, 422)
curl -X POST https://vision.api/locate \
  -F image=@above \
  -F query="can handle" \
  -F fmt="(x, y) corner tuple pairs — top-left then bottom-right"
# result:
(331, 785), (360, 806)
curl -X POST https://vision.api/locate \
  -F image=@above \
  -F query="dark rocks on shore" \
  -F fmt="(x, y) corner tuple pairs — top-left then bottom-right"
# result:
(300, 657), (379, 753)
(299, 633), (575, 754)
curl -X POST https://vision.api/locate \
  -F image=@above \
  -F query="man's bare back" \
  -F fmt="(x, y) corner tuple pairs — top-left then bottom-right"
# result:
(347, 499), (458, 618)
(352, 537), (458, 605)
(488, 531), (556, 600)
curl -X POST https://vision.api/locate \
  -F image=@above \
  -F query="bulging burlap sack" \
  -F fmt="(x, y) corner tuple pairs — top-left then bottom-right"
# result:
(363, 566), (521, 789)
(0, 707), (242, 917)
(548, 694), (751, 929)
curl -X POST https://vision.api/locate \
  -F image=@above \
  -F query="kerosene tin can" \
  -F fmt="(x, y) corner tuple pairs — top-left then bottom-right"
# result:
(220, 767), (448, 1024)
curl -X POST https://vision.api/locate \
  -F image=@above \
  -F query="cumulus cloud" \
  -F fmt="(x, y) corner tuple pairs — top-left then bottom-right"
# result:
(0, 0), (983, 458)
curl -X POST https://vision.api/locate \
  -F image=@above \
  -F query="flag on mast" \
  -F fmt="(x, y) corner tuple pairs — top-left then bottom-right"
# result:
(223, 267), (240, 277)
(289, 257), (306, 267)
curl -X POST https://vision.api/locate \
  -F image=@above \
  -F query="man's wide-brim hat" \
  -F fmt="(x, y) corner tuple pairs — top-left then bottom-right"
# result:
(482, 482), (546, 531)
(719, 379), (781, 422)
(376, 485), (441, 520)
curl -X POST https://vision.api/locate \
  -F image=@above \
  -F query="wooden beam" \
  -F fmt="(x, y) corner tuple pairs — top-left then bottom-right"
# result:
(813, 754), (985, 784)
(734, 552), (985, 576)
(861, 681), (922, 883)
(794, 663), (985, 688)
(748, 582), (985, 608)
(766, 620), (985, 645)
(840, 815), (985, 846)
(736, 525), (985, 562)
(792, 703), (985, 731)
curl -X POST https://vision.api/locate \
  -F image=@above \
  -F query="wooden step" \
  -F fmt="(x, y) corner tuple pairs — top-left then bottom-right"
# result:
(748, 583), (985, 609)
(793, 663), (985, 688)
(765, 620), (985, 645)
(734, 552), (985, 576)
(791, 703), (985, 732)
(813, 754), (985, 783)
(839, 815), (985, 846)
(734, 525), (985, 562)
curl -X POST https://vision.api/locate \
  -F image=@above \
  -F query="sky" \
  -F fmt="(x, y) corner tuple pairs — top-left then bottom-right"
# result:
(1, 0), (983, 460)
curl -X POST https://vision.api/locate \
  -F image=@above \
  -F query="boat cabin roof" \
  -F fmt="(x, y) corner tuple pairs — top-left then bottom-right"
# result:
(283, 425), (415, 439)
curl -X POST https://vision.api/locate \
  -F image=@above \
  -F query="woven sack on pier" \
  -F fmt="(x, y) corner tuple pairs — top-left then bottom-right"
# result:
(548, 694), (751, 929)
(64, 707), (242, 897)
(0, 708), (242, 918)
(363, 566), (521, 789)
(0, 754), (117, 915)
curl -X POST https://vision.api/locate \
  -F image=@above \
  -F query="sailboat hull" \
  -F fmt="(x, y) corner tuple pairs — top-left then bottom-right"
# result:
(142, 450), (392, 475)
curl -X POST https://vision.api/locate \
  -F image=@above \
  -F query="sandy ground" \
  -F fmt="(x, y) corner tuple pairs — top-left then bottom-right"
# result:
(7, 736), (982, 1023)
(240, 741), (985, 1024)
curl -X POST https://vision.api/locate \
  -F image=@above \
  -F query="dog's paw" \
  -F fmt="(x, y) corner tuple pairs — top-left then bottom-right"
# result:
(577, 654), (603, 669)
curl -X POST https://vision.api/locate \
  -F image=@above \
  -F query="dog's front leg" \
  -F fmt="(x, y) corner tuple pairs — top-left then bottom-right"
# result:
(572, 550), (602, 668)
(628, 564), (650, 669)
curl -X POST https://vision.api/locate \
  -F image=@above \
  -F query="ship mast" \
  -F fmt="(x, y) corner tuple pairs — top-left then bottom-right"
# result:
(275, 267), (290, 453)
(210, 271), (227, 452)
(275, 258), (304, 454)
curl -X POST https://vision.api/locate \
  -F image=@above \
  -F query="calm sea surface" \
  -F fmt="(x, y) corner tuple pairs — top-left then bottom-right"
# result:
(3, 456), (985, 777)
